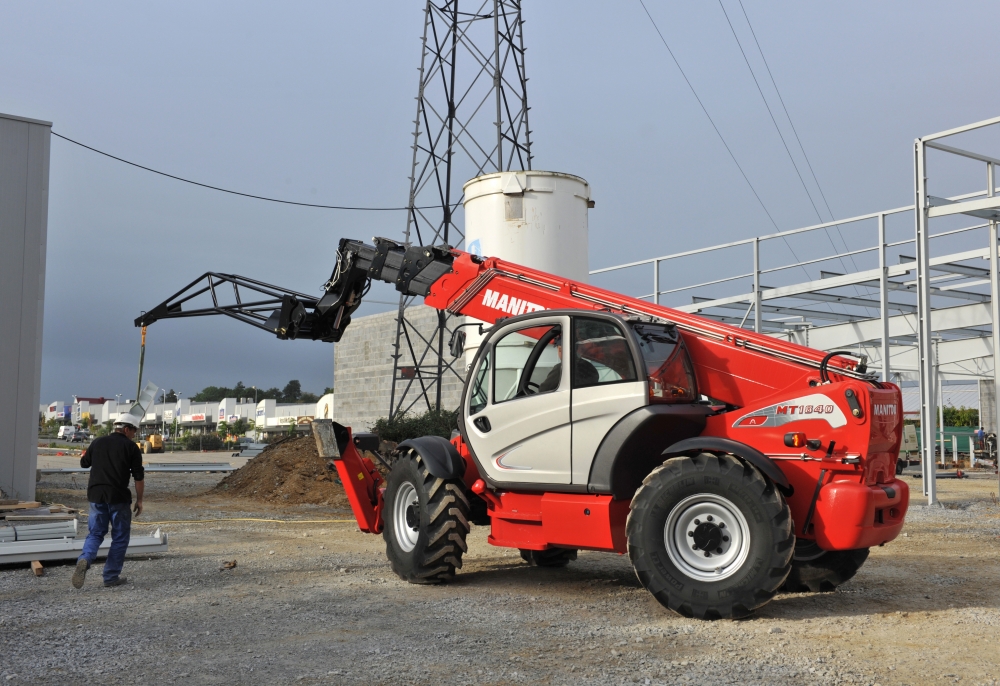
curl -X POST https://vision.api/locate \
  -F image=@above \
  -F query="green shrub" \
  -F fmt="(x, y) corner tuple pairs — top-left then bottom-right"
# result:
(371, 408), (458, 443)
(183, 433), (224, 451)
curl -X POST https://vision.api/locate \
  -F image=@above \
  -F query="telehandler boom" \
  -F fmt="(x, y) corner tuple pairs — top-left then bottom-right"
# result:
(138, 237), (907, 619)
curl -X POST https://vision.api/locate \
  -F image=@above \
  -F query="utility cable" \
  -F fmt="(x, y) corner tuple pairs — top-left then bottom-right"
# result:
(636, 0), (811, 282)
(734, 1), (858, 263)
(51, 132), (454, 212)
(723, 0), (873, 315)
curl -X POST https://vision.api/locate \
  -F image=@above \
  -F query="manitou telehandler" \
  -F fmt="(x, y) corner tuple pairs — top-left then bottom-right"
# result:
(137, 237), (907, 619)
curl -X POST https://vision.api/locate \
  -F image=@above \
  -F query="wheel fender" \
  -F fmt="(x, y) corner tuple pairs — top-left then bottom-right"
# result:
(662, 437), (793, 496)
(398, 435), (465, 480)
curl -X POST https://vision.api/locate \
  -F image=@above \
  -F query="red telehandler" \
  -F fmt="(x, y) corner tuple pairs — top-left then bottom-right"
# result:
(137, 237), (907, 619)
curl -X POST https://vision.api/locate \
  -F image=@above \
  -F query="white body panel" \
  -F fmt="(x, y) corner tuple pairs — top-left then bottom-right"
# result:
(466, 315), (573, 484)
(469, 386), (572, 484)
(570, 381), (648, 484)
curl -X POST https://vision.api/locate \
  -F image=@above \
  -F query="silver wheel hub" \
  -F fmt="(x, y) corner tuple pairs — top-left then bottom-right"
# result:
(393, 482), (420, 552)
(664, 493), (751, 581)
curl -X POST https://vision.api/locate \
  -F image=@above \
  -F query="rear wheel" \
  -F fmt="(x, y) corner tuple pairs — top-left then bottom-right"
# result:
(780, 542), (869, 593)
(383, 451), (471, 584)
(627, 453), (793, 620)
(520, 547), (578, 567)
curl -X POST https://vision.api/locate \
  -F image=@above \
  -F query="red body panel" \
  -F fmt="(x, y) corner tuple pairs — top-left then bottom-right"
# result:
(331, 427), (385, 534)
(813, 478), (908, 549)
(474, 487), (629, 553)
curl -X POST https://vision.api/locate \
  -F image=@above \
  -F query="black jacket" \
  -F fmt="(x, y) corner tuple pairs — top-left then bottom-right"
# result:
(81, 432), (145, 504)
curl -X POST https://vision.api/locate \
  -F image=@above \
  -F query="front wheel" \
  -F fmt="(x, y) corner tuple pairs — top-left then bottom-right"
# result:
(627, 453), (794, 620)
(383, 451), (471, 584)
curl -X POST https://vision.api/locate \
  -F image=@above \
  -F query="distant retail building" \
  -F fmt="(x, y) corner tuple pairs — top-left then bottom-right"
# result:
(47, 394), (334, 438)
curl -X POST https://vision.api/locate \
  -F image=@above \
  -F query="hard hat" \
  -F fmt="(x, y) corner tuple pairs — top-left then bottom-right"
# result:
(114, 413), (140, 429)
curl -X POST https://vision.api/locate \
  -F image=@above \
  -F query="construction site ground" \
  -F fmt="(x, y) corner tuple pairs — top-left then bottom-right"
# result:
(2, 467), (999, 685)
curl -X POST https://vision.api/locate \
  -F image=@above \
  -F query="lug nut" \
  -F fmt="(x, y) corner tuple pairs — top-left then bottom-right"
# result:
(718, 522), (725, 529)
(694, 519), (700, 525)
(707, 515), (714, 522)
(704, 551), (711, 557)
(716, 547), (723, 554)
(723, 536), (730, 542)
(688, 531), (694, 537)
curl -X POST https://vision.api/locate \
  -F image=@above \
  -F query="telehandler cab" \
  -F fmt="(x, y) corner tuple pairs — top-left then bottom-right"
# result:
(137, 237), (908, 619)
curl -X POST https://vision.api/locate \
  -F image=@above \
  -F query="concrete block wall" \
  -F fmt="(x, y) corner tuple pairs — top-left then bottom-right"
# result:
(334, 305), (465, 431)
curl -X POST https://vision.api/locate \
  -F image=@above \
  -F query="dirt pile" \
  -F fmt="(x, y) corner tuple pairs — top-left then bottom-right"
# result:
(212, 436), (350, 507)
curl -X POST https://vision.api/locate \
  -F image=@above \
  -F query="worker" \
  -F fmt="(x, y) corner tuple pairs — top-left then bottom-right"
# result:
(976, 426), (986, 451)
(71, 413), (145, 589)
(539, 333), (599, 392)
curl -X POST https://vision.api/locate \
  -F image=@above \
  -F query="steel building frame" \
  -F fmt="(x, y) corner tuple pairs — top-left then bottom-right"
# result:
(592, 116), (1000, 505)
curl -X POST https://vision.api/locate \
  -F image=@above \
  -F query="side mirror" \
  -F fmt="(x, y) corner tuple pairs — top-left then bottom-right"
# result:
(449, 329), (466, 358)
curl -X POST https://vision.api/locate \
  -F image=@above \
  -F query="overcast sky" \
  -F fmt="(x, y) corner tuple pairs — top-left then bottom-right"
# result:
(2, 1), (999, 405)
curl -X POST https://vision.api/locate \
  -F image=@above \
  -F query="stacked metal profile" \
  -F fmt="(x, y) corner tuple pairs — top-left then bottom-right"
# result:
(0, 518), (77, 541)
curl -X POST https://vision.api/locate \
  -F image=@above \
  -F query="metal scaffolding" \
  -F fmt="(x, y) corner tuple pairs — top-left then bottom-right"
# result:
(389, 0), (532, 419)
(592, 116), (1000, 505)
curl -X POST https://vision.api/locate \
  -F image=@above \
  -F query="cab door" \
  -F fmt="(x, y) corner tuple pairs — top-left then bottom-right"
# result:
(569, 316), (647, 484)
(464, 316), (572, 485)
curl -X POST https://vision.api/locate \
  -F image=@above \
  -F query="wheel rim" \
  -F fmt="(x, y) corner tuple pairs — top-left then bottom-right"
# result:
(663, 493), (751, 581)
(393, 482), (420, 552)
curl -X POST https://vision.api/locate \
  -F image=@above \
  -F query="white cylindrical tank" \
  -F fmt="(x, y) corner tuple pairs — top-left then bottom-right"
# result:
(463, 170), (591, 283)
(461, 171), (592, 372)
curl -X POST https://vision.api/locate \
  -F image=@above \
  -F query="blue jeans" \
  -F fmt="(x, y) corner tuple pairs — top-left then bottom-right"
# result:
(79, 502), (132, 583)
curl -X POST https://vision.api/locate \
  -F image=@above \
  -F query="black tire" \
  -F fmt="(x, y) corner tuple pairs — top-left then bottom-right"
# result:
(627, 453), (794, 620)
(895, 458), (904, 475)
(780, 544), (869, 593)
(383, 451), (471, 584)
(519, 547), (578, 567)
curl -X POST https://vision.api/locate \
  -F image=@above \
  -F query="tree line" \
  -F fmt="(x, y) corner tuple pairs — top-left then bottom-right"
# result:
(169, 380), (334, 404)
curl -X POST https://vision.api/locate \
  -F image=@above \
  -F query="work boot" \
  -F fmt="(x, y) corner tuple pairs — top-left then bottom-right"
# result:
(71, 559), (89, 589)
(103, 576), (128, 587)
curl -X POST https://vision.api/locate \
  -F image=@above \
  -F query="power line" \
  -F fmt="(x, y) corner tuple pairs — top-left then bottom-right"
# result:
(724, 0), (874, 316)
(734, 1), (854, 255)
(636, 0), (811, 277)
(51, 132), (453, 212)
(716, 0), (859, 273)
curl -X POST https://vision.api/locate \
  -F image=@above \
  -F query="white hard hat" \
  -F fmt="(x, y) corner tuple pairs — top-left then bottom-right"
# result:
(114, 413), (140, 429)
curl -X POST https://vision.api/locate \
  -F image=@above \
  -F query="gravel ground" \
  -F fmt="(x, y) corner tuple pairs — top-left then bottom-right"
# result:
(2, 469), (999, 685)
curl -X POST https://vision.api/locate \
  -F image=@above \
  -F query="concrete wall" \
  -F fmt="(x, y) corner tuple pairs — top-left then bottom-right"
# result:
(334, 305), (465, 431)
(0, 112), (51, 500)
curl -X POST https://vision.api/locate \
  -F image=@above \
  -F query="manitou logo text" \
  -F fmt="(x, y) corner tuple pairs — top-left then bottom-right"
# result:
(776, 404), (835, 415)
(481, 289), (546, 316)
(873, 403), (897, 416)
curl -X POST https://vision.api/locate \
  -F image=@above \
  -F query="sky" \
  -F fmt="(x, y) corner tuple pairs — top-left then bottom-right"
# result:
(2, 0), (999, 405)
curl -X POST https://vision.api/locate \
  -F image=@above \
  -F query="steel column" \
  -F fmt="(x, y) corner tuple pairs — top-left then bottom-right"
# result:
(653, 259), (660, 305)
(753, 237), (761, 333)
(915, 138), (937, 503)
(878, 213), (890, 383)
(989, 160), (1000, 491)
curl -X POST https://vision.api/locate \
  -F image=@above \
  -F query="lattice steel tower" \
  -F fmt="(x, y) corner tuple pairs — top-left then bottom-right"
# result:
(388, 0), (532, 419)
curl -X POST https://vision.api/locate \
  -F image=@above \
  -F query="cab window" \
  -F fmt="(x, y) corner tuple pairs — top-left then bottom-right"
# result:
(493, 324), (562, 403)
(469, 348), (490, 415)
(572, 318), (638, 388)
